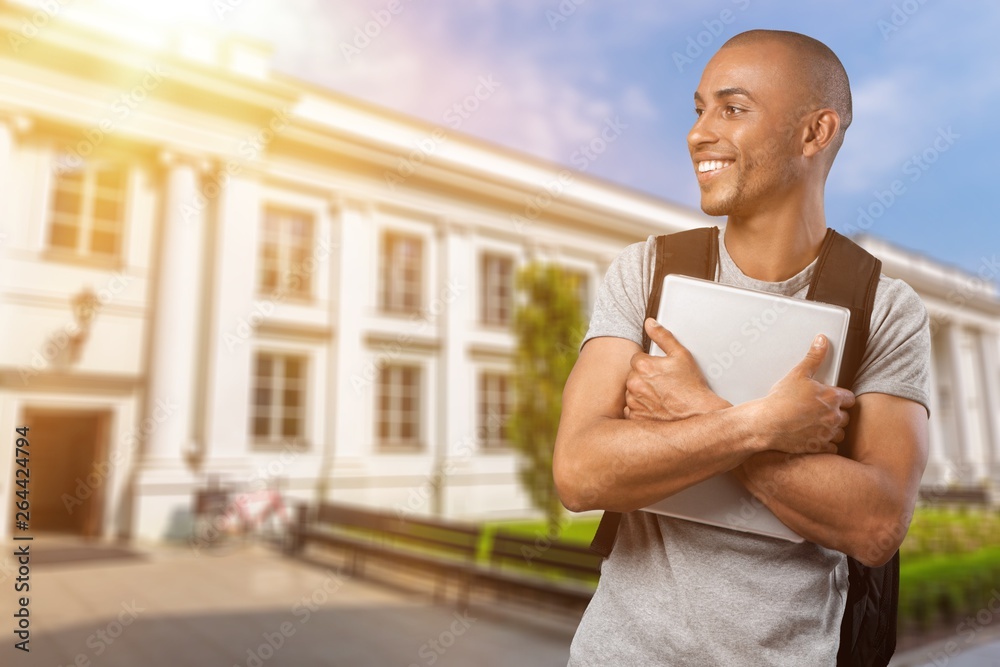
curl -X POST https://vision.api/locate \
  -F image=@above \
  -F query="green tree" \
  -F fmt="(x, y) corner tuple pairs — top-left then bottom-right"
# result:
(509, 263), (587, 534)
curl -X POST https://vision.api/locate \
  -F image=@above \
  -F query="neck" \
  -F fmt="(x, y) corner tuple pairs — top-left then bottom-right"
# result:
(723, 189), (828, 282)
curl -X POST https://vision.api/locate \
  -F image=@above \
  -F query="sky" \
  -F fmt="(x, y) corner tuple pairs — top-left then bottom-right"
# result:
(93, 0), (999, 282)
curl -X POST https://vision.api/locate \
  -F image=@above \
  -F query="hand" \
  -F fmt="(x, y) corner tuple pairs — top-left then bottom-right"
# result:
(624, 318), (731, 421)
(754, 334), (856, 455)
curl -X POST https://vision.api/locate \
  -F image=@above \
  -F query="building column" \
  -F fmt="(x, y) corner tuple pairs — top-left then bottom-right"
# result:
(0, 112), (31, 360)
(944, 322), (974, 484)
(142, 154), (207, 461)
(331, 199), (370, 468)
(923, 343), (949, 485)
(200, 172), (262, 466)
(0, 112), (31, 226)
(436, 221), (473, 517)
(0, 115), (15, 231)
(132, 154), (207, 539)
(317, 199), (344, 501)
(976, 330), (1000, 485)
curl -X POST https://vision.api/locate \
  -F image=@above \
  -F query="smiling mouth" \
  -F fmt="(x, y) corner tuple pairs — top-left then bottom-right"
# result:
(697, 160), (734, 174)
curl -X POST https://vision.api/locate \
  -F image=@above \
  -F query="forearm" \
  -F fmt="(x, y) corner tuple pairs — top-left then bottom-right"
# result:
(554, 402), (767, 512)
(735, 451), (911, 565)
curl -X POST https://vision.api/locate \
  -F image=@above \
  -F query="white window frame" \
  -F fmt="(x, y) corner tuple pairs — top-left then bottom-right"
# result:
(258, 206), (315, 299)
(46, 157), (129, 261)
(380, 232), (424, 314)
(479, 371), (513, 450)
(481, 252), (514, 327)
(250, 351), (309, 450)
(375, 364), (423, 451)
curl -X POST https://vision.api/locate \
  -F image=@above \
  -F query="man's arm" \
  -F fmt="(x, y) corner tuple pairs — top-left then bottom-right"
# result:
(552, 322), (850, 512)
(734, 393), (928, 566)
(620, 321), (929, 566)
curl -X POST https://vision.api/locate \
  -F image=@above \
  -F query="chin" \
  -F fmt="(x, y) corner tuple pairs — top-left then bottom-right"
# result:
(699, 198), (731, 217)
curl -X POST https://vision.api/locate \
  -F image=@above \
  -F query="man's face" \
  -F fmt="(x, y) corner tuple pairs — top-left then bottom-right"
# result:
(687, 42), (810, 217)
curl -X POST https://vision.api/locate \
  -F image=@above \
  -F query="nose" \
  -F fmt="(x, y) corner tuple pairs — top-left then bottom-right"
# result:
(687, 111), (718, 151)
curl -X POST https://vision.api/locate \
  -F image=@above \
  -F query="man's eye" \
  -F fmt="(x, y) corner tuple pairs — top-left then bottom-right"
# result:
(694, 108), (704, 117)
(725, 106), (743, 116)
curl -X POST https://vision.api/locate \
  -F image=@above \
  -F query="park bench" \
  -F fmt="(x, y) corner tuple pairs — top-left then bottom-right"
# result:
(918, 486), (991, 505)
(287, 502), (604, 611)
(287, 502), (482, 605)
(476, 529), (602, 611)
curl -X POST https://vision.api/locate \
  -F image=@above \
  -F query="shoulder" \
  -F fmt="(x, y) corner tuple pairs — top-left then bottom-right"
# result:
(871, 274), (929, 332)
(582, 236), (658, 348)
(602, 235), (658, 299)
(609, 235), (657, 274)
(853, 274), (931, 411)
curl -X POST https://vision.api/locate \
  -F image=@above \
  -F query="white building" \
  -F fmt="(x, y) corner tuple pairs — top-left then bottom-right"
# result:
(0, 2), (997, 541)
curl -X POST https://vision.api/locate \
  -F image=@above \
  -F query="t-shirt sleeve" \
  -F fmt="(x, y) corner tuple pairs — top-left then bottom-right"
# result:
(581, 238), (654, 349)
(851, 275), (931, 416)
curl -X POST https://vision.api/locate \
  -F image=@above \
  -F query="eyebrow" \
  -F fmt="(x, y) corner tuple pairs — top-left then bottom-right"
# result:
(693, 87), (756, 104)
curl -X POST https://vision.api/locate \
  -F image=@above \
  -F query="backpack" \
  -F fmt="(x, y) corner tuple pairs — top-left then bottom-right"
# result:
(587, 226), (898, 667)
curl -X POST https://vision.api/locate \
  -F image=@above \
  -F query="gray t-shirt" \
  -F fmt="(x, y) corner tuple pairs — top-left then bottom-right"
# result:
(568, 228), (930, 666)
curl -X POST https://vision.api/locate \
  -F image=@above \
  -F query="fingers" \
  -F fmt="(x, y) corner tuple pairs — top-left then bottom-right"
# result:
(820, 410), (852, 448)
(838, 388), (856, 409)
(806, 435), (839, 453)
(821, 437), (840, 452)
(789, 334), (828, 379)
(644, 318), (685, 356)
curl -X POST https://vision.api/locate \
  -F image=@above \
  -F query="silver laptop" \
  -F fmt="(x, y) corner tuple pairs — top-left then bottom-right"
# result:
(641, 274), (851, 542)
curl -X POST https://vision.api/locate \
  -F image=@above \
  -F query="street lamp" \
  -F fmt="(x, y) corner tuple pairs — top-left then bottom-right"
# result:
(69, 287), (99, 364)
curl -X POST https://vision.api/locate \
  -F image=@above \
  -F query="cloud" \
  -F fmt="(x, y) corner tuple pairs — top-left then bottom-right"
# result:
(620, 85), (659, 121)
(829, 70), (927, 195)
(829, 2), (1000, 196)
(225, 0), (640, 168)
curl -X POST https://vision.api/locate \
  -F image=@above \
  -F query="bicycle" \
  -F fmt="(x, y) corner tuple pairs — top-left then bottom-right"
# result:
(191, 478), (292, 555)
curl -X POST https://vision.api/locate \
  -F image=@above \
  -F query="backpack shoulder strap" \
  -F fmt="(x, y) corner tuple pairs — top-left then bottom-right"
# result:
(806, 232), (897, 666)
(805, 229), (882, 390)
(639, 227), (721, 352)
(590, 226), (719, 558)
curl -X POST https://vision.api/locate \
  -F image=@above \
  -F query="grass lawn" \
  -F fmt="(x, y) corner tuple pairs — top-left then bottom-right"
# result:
(902, 506), (1000, 563)
(470, 507), (1000, 642)
(477, 515), (601, 563)
(476, 508), (1000, 626)
(478, 506), (1000, 560)
(482, 515), (601, 544)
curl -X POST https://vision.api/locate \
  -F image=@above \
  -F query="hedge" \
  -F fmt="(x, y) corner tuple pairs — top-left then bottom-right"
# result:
(480, 510), (1000, 632)
(898, 545), (1000, 631)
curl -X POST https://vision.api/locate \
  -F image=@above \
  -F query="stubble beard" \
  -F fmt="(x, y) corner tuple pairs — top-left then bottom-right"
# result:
(699, 149), (797, 217)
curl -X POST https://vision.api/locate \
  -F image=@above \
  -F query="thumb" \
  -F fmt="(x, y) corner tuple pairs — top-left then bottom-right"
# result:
(644, 318), (684, 355)
(792, 334), (828, 379)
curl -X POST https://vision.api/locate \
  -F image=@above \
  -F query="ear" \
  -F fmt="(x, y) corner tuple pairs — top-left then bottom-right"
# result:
(801, 109), (840, 157)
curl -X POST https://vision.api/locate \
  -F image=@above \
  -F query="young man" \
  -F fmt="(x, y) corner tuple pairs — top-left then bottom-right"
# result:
(554, 30), (930, 665)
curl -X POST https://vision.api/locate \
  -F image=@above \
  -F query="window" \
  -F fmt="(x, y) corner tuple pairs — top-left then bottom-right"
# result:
(479, 372), (513, 449)
(376, 365), (421, 450)
(250, 353), (307, 447)
(47, 159), (127, 259)
(381, 233), (423, 314)
(259, 208), (314, 297)
(481, 254), (514, 326)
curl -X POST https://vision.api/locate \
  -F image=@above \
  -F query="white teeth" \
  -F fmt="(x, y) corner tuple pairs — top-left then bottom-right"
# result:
(698, 160), (733, 173)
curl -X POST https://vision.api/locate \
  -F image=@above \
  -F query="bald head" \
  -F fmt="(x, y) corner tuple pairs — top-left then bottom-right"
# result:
(721, 30), (852, 149)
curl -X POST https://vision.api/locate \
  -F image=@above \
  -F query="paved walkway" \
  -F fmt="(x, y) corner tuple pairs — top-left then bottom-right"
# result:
(0, 538), (576, 667)
(890, 623), (1000, 667)
(5, 538), (998, 666)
